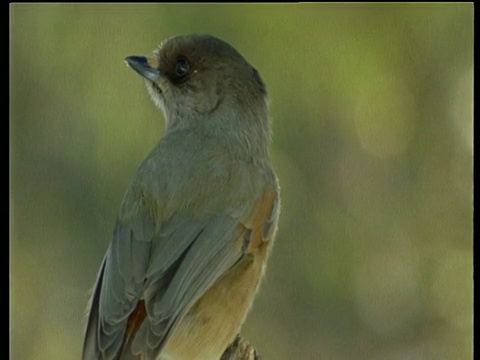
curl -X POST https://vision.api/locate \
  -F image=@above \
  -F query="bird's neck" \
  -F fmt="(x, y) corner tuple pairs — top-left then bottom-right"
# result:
(164, 104), (271, 161)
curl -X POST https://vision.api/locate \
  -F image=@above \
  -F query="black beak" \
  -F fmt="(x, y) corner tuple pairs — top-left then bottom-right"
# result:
(125, 56), (163, 82)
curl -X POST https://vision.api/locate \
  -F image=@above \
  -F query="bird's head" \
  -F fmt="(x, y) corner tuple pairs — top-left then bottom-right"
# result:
(125, 34), (269, 136)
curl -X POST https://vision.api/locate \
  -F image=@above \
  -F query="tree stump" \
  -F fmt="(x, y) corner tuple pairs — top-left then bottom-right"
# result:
(220, 335), (262, 360)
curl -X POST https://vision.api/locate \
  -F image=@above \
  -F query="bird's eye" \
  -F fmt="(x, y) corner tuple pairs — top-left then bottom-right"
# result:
(175, 58), (190, 77)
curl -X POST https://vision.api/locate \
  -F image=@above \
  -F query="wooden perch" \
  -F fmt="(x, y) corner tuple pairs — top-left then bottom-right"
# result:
(220, 335), (262, 360)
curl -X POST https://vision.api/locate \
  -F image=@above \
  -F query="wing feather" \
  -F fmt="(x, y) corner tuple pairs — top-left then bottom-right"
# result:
(83, 180), (279, 360)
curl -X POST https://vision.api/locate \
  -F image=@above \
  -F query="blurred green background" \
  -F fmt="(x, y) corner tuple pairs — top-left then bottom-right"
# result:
(10, 4), (473, 360)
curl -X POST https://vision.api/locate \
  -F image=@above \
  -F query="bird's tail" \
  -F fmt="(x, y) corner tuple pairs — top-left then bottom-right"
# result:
(82, 258), (106, 360)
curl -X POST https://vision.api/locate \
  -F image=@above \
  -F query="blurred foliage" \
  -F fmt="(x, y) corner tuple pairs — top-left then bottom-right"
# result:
(10, 4), (473, 360)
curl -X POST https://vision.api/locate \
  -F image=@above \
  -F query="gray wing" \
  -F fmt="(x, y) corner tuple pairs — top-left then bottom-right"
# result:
(83, 175), (279, 360)
(135, 213), (246, 359)
(82, 214), (158, 360)
(82, 212), (246, 360)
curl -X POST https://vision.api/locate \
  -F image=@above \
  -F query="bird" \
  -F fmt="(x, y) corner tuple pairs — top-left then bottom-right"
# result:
(82, 34), (280, 360)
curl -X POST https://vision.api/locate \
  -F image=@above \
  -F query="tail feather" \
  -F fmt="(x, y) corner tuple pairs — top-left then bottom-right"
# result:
(117, 301), (147, 360)
(83, 257), (148, 359)
(82, 258), (106, 360)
